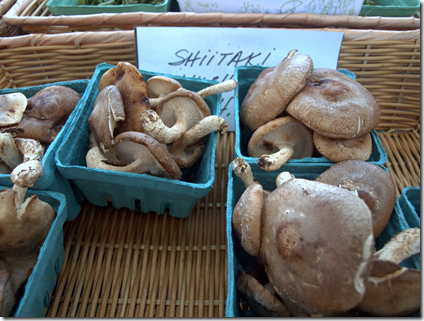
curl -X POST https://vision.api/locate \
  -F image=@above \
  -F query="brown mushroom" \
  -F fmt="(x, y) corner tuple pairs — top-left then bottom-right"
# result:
(313, 132), (372, 162)
(140, 89), (211, 144)
(0, 93), (26, 127)
(285, 68), (380, 139)
(0, 86), (81, 143)
(0, 258), (14, 317)
(232, 181), (263, 257)
(316, 160), (396, 238)
(99, 62), (150, 134)
(88, 85), (125, 153)
(260, 178), (374, 316)
(236, 272), (290, 317)
(248, 116), (314, 171)
(147, 75), (183, 106)
(87, 131), (182, 180)
(240, 50), (313, 131)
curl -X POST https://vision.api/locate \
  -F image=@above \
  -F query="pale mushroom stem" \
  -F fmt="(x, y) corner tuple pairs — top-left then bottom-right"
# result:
(149, 94), (166, 109)
(258, 144), (294, 172)
(197, 80), (237, 98)
(374, 227), (420, 264)
(168, 116), (228, 155)
(232, 157), (255, 188)
(0, 133), (23, 169)
(275, 171), (296, 188)
(140, 109), (189, 144)
(14, 138), (45, 163)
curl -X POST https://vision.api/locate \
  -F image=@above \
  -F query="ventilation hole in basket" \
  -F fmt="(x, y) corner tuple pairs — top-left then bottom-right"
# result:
(54, 257), (61, 275)
(44, 291), (51, 307)
(134, 199), (142, 213)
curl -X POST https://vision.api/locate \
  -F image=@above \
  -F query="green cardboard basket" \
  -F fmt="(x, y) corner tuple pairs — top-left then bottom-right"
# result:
(359, 0), (419, 17)
(46, 0), (170, 15)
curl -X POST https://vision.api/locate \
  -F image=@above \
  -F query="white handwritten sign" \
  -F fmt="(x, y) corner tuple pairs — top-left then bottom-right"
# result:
(135, 27), (344, 131)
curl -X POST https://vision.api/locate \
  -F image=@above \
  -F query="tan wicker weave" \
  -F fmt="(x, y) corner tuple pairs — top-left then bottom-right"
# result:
(0, 0), (23, 36)
(2, 0), (421, 34)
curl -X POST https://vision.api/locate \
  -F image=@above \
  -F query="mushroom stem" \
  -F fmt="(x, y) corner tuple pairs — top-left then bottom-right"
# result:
(374, 228), (420, 264)
(0, 133), (23, 169)
(284, 49), (298, 61)
(258, 144), (294, 171)
(232, 157), (255, 188)
(14, 138), (44, 163)
(275, 171), (296, 188)
(196, 79), (237, 98)
(140, 109), (189, 144)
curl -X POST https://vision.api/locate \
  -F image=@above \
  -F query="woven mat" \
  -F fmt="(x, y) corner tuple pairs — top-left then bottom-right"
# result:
(45, 132), (235, 318)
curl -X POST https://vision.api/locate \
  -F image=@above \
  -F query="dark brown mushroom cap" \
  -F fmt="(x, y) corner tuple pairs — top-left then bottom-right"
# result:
(354, 259), (420, 317)
(236, 273), (290, 317)
(99, 62), (150, 134)
(313, 132), (372, 162)
(260, 178), (374, 315)
(240, 50), (313, 131)
(0, 86), (81, 143)
(88, 85), (125, 153)
(0, 189), (56, 258)
(315, 160), (396, 238)
(232, 181), (263, 257)
(286, 68), (380, 139)
(112, 131), (182, 180)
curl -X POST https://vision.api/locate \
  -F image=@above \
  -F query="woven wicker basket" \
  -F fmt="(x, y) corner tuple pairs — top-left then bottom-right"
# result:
(0, 0), (23, 36)
(0, 20), (420, 317)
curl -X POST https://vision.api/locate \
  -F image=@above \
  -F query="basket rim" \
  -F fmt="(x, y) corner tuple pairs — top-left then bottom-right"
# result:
(0, 28), (421, 49)
(3, 1), (420, 29)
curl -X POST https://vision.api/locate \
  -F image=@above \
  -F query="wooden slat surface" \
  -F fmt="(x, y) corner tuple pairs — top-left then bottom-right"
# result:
(45, 132), (235, 318)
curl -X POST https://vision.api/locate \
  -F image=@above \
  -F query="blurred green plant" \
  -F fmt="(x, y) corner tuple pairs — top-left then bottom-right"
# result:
(78, 0), (163, 5)
(363, 0), (378, 5)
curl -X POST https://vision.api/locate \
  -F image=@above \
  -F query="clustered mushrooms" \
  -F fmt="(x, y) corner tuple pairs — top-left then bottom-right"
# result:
(86, 61), (233, 179)
(239, 50), (380, 170)
(232, 159), (420, 317)
(0, 159), (56, 317)
(0, 86), (81, 173)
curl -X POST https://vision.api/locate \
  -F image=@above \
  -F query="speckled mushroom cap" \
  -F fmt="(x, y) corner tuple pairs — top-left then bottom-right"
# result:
(354, 259), (421, 317)
(286, 68), (380, 139)
(248, 116), (314, 171)
(240, 50), (313, 131)
(315, 160), (396, 238)
(99, 62), (150, 134)
(260, 178), (374, 316)
(232, 181), (263, 257)
(313, 132), (372, 162)
(236, 273), (291, 317)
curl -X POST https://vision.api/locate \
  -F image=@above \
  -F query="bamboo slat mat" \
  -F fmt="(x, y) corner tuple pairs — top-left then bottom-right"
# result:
(45, 132), (235, 318)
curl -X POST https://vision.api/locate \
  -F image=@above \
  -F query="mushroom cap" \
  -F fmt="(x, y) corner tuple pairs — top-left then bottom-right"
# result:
(0, 93), (27, 127)
(88, 85), (125, 153)
(0, 86), (81, 143)
(147, 75), (182, 98)
(285, 68), (380, 139)
(240, 50), (313, 131)
(315, 160), (396, 238)
(248, 116), (313, 158)
(232, 181), (263, 257)
(260, 178), (374, 315)
(156, 89), (211, 130)
(0, 257), (14, 317)
(236, 273), (291, 317)
(354, 259), (421, 317)
(112, 131), (182, 180)
(99, 62), (150, 133)
(313, 132), (372, 162)
(0, 188), (56, 258)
